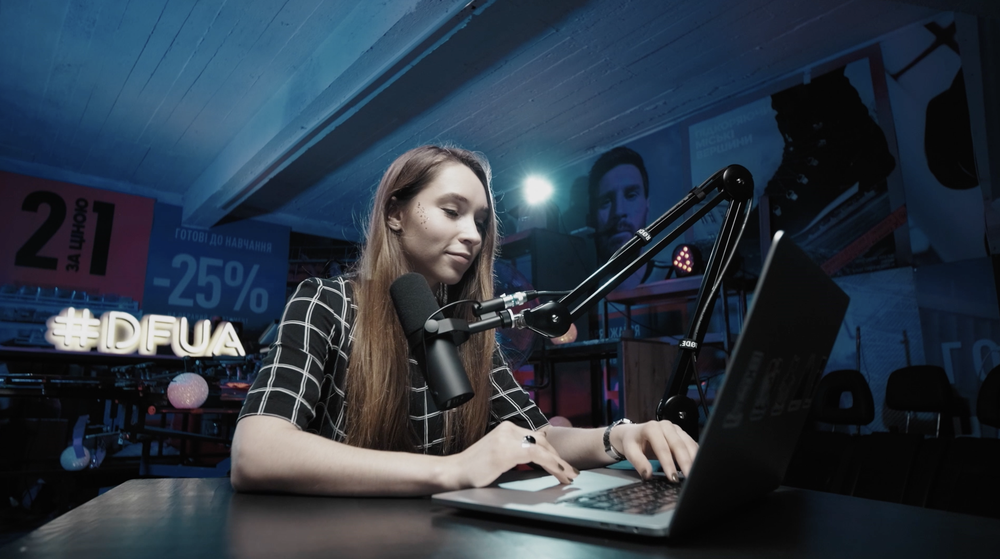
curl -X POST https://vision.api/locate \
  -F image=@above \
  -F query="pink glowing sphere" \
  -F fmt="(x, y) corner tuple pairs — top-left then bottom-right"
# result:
(167, 373), (210, 409)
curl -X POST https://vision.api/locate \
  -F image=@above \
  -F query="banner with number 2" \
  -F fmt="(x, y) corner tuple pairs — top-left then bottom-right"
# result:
(0, 171), (155, 303)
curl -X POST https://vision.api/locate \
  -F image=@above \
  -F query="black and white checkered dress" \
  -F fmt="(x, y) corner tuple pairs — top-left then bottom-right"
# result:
(239, 276), (548, 454)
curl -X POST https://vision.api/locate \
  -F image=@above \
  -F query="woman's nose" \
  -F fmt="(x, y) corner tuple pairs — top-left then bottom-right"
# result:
(458, 218), (481, 245)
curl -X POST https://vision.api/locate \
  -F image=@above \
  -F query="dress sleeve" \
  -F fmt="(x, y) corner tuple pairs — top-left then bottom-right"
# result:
(487, 345), (549, 432)
(239, 277), (350, 430)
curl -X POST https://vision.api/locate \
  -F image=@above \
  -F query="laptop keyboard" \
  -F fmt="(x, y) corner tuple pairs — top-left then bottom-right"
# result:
(562, 477), (682, 516)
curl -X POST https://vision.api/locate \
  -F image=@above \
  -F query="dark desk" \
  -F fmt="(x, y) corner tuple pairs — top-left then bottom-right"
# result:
(2, 474), (997, 558)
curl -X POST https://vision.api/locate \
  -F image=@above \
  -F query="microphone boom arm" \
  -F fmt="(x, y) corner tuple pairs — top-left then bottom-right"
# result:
(517, 164), (754, 433)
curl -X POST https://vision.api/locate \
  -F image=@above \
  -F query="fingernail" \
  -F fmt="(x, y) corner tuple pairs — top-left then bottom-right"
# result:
(573, 467), (580, 475)
(671, 472), (679, 482)
(558, 463), (565, 471)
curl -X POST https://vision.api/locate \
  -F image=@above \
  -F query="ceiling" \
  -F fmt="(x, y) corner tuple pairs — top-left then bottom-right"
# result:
(1, 0), (996, 242)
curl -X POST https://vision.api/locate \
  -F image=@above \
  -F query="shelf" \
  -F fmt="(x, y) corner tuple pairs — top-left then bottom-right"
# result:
(605, 275), (706, 306)
(0, 346), (184, 365)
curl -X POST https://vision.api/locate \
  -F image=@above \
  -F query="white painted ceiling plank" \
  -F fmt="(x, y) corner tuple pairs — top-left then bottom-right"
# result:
(73, 0), (169, 174)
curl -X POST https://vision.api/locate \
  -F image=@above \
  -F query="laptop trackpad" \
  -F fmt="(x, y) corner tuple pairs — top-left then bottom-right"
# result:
(499, 471), (637, 494)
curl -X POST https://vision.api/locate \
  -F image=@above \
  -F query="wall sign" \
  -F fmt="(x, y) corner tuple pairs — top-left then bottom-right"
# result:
(0, 171), (155, 302)
(142, 204), (289, 332)
(45, 307), (245, 357)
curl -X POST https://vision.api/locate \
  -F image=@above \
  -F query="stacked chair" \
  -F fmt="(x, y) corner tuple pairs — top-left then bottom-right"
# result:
(845, 365), (951, 505)
(924, 365), (1000, 518)
(784, 364), (1000, 519)
(783, 369), (874, 493)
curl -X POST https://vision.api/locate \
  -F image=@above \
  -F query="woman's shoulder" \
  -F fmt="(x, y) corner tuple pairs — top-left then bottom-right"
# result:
(295, 275), (357, 301)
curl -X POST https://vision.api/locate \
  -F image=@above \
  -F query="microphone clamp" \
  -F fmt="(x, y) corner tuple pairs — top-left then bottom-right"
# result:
(473, 291), (533, 317)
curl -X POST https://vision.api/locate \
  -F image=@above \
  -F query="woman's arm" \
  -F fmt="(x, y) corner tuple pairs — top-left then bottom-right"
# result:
(483, 350), (699, 482)
(545, 420), (699, 481)
(231, 416), (578, 496)
(231, 416), (452, 496)
(231, 278), (577, 496)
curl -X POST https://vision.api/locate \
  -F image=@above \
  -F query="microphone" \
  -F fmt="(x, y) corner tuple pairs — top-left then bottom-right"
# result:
(389, 273), (474, 410)
(472, 291), (534, 317)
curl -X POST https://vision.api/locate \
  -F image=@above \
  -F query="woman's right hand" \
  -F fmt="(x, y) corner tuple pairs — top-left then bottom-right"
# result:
(448, 421), (578, 489)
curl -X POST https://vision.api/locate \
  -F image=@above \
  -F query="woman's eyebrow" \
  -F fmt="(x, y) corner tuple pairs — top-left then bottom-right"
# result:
(439, 192), (468, 204)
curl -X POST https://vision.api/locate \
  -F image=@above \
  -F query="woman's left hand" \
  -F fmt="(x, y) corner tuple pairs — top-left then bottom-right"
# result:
(609, 420), (699, 481)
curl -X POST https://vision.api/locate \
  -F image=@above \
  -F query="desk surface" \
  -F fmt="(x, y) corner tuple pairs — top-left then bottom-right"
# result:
(2, 475), (997, 559)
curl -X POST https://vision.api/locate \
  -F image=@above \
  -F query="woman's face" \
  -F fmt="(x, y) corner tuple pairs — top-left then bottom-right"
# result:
(389, 163), (489, 287)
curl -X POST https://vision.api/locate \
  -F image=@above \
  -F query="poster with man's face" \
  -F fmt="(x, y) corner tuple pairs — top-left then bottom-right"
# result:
(593, 162), (649, 265)
(561, 45), (911, 294)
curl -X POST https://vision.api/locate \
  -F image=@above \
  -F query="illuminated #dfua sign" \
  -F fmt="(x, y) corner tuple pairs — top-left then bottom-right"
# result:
(45, 307), (245, 357)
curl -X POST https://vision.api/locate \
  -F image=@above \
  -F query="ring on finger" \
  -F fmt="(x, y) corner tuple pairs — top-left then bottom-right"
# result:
(521, 434), (536, 448)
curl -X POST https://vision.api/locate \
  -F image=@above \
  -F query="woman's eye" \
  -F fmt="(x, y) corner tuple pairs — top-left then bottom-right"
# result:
(443, 208), (459, 217)
(475, 221), (486, 232)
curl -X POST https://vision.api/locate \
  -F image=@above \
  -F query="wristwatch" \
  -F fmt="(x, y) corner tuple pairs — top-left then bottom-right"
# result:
(603, 418), (633, 461)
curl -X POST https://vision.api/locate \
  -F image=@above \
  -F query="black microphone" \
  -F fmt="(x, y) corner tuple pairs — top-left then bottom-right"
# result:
(389, 273), (474, 410)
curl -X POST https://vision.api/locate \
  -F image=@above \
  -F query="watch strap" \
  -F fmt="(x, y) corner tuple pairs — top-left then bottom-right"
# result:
(603, 418), (633, 461)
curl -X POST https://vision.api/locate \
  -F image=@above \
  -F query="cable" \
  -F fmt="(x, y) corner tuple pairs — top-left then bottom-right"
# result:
(424, 299), (476, 324)
(856, 329), (873, 388)
(857, 344), (876, 435)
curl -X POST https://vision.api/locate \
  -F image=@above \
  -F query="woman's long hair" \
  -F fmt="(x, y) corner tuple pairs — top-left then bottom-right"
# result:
(347, 145), (497, 453)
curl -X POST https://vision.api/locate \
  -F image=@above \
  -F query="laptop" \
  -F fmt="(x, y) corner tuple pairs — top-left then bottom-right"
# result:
(432, 231), (850, 537)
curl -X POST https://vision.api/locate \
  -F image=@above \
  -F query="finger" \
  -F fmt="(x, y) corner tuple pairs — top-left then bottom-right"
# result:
(660, 422), (696, 476)
(638, 429), (680, 482)
(661, 422), (697, 475)
(535, 431), (580, 479)
(642, 425), (683, 482)
(621, 437), (657, 481)
(529, 430), (558, 456)
(528, 430), (579, 476)
(518, 430), (578, 480)
(523, 444), (576, 484)
(679, 425), (700, 471)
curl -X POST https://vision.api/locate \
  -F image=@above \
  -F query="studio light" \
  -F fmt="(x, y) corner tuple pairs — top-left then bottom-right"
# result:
(523, 176), (554, 205)
(511, 175), (559, 232)
(672, 244), (703, 277)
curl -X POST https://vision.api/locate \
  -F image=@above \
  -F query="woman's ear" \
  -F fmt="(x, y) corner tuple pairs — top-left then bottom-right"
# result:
(386, 196), (403, 233)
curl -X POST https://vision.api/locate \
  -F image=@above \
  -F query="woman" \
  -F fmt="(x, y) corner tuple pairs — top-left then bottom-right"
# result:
(231, 145), (698, 496)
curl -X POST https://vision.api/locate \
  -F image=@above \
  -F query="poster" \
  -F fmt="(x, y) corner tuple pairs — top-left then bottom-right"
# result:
(689, 53), (906, 278)
(0, 171), (155, 303)
(142, 204), (290, 334)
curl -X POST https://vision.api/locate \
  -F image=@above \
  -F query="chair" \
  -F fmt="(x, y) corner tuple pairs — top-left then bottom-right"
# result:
(977, 364), (1000, 432)
(926, 366), (1000, 518)
(811, 369), (875, 433)
(885, 365), (953, 437)
(783, 370), (872, 493)
(844, 366), (952, 504)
